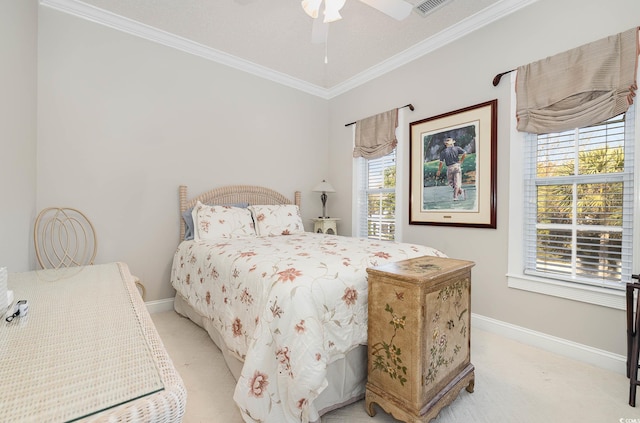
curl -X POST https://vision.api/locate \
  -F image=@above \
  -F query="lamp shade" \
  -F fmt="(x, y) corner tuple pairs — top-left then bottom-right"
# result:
(312, 180), (336, 193)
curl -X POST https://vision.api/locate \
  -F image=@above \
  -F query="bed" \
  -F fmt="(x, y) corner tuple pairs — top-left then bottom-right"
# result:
(170, 184), (445, 423)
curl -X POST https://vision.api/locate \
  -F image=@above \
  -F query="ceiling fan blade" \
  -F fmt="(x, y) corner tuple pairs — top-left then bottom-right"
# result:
(359, 0), (413, 20)
(311, 17), (329, 44)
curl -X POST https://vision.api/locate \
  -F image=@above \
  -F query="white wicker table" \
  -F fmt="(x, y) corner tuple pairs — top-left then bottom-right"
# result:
(0, 262), (186, 422)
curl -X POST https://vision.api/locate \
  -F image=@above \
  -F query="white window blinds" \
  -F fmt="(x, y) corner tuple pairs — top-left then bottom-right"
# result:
(523, 108), (635, 288)
(355, 149), (397, 240)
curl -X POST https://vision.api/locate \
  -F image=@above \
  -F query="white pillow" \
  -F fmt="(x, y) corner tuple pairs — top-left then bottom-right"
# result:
(249, 204), (304, 237)
(192, 201), (256, 241)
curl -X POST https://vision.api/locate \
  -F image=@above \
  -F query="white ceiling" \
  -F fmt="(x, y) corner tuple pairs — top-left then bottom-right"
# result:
(44, 0), (534, 97)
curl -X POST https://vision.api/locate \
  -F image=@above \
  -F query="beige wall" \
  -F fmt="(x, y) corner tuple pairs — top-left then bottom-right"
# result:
(36, 7), (330, 301)
(0, 0), (38, 272)
(328, 0), (640, 356)
(4, 0), (639, 357)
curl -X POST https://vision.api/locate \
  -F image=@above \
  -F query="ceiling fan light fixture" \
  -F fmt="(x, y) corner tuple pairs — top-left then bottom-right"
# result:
(301, 0), (322, 19)
(323, 0), (346, 23)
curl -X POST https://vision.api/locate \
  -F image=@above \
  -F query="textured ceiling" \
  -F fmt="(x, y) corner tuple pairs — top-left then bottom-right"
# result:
(61, 0), (520, 92)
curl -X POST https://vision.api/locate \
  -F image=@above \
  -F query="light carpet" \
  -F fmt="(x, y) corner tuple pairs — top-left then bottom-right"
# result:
(151, 310), (637, 423)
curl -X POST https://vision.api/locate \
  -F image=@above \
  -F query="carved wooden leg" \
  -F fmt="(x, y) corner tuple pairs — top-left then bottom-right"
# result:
(465, 378), (475, 393)
(365, 399), (377, 417)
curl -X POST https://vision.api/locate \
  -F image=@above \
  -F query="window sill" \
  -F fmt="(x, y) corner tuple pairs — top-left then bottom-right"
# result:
(506, 273), (625, 310)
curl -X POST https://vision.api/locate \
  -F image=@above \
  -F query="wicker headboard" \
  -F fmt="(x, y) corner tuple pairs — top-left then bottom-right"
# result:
(179, 185), (302, 241)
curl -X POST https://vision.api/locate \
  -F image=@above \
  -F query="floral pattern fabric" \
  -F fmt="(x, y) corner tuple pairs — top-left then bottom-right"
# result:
(170, 233), (445, 423)
(192, 201), (256, 241)
(248, 204), (305, 236)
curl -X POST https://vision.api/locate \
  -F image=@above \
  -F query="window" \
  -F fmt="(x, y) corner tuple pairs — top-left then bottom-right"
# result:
(523, 113), (634, 289)
(507, 72), (640, 310)
(353, 108), (408, 241)
(355, 150), (397, 240)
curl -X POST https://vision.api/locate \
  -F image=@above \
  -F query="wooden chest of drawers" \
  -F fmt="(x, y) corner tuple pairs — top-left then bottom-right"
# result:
(365, 255), (475, 423)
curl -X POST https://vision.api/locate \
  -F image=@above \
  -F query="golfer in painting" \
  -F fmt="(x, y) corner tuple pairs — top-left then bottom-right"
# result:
(436, 138), (466, 201)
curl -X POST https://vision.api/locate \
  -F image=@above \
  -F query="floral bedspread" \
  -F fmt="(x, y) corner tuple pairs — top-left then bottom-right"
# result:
(170, 233), (445, 422)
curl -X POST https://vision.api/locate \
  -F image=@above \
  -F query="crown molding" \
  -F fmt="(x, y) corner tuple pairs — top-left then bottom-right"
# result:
(40, 0), (537, 100)
(327, 0), (538, 98)
(39, 0), (330, 98)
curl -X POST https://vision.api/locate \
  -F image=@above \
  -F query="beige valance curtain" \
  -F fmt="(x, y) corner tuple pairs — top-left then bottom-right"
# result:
(516, 27), (639, 134)
(353, 108), (398, 159)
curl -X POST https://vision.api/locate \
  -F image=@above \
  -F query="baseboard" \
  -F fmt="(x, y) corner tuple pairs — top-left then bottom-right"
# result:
(471, 313), (626, 375)
(146, 297), (175, 314)
(144, 299), (626, 375)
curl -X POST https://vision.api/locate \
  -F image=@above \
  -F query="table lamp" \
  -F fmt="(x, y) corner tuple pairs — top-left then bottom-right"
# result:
(312, 180), (336, 218)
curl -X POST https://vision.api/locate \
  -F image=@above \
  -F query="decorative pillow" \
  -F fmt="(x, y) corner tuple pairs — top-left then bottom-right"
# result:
(192, 201), (256, 241)
(183, 202), (249, 240)
(249, 204), (304, 237)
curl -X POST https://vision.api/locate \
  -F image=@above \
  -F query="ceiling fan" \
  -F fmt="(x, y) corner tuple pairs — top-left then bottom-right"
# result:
(302, 0), (452, 62)
(301, 0), (414, 23)
(302, 0), (413, 61)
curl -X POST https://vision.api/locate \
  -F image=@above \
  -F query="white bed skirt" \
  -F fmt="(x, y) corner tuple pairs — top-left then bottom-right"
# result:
(173, 293), (367, 422)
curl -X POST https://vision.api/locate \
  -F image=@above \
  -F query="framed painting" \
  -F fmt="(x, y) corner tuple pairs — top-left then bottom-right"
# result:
(409, 99), (497, 228)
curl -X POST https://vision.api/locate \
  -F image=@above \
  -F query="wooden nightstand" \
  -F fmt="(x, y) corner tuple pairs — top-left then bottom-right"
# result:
(312, 218), (340, 235)
(365, 255), (475, 423)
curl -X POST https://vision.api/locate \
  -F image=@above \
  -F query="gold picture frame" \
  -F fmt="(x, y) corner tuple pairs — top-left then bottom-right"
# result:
(409, 100), (497, 228)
